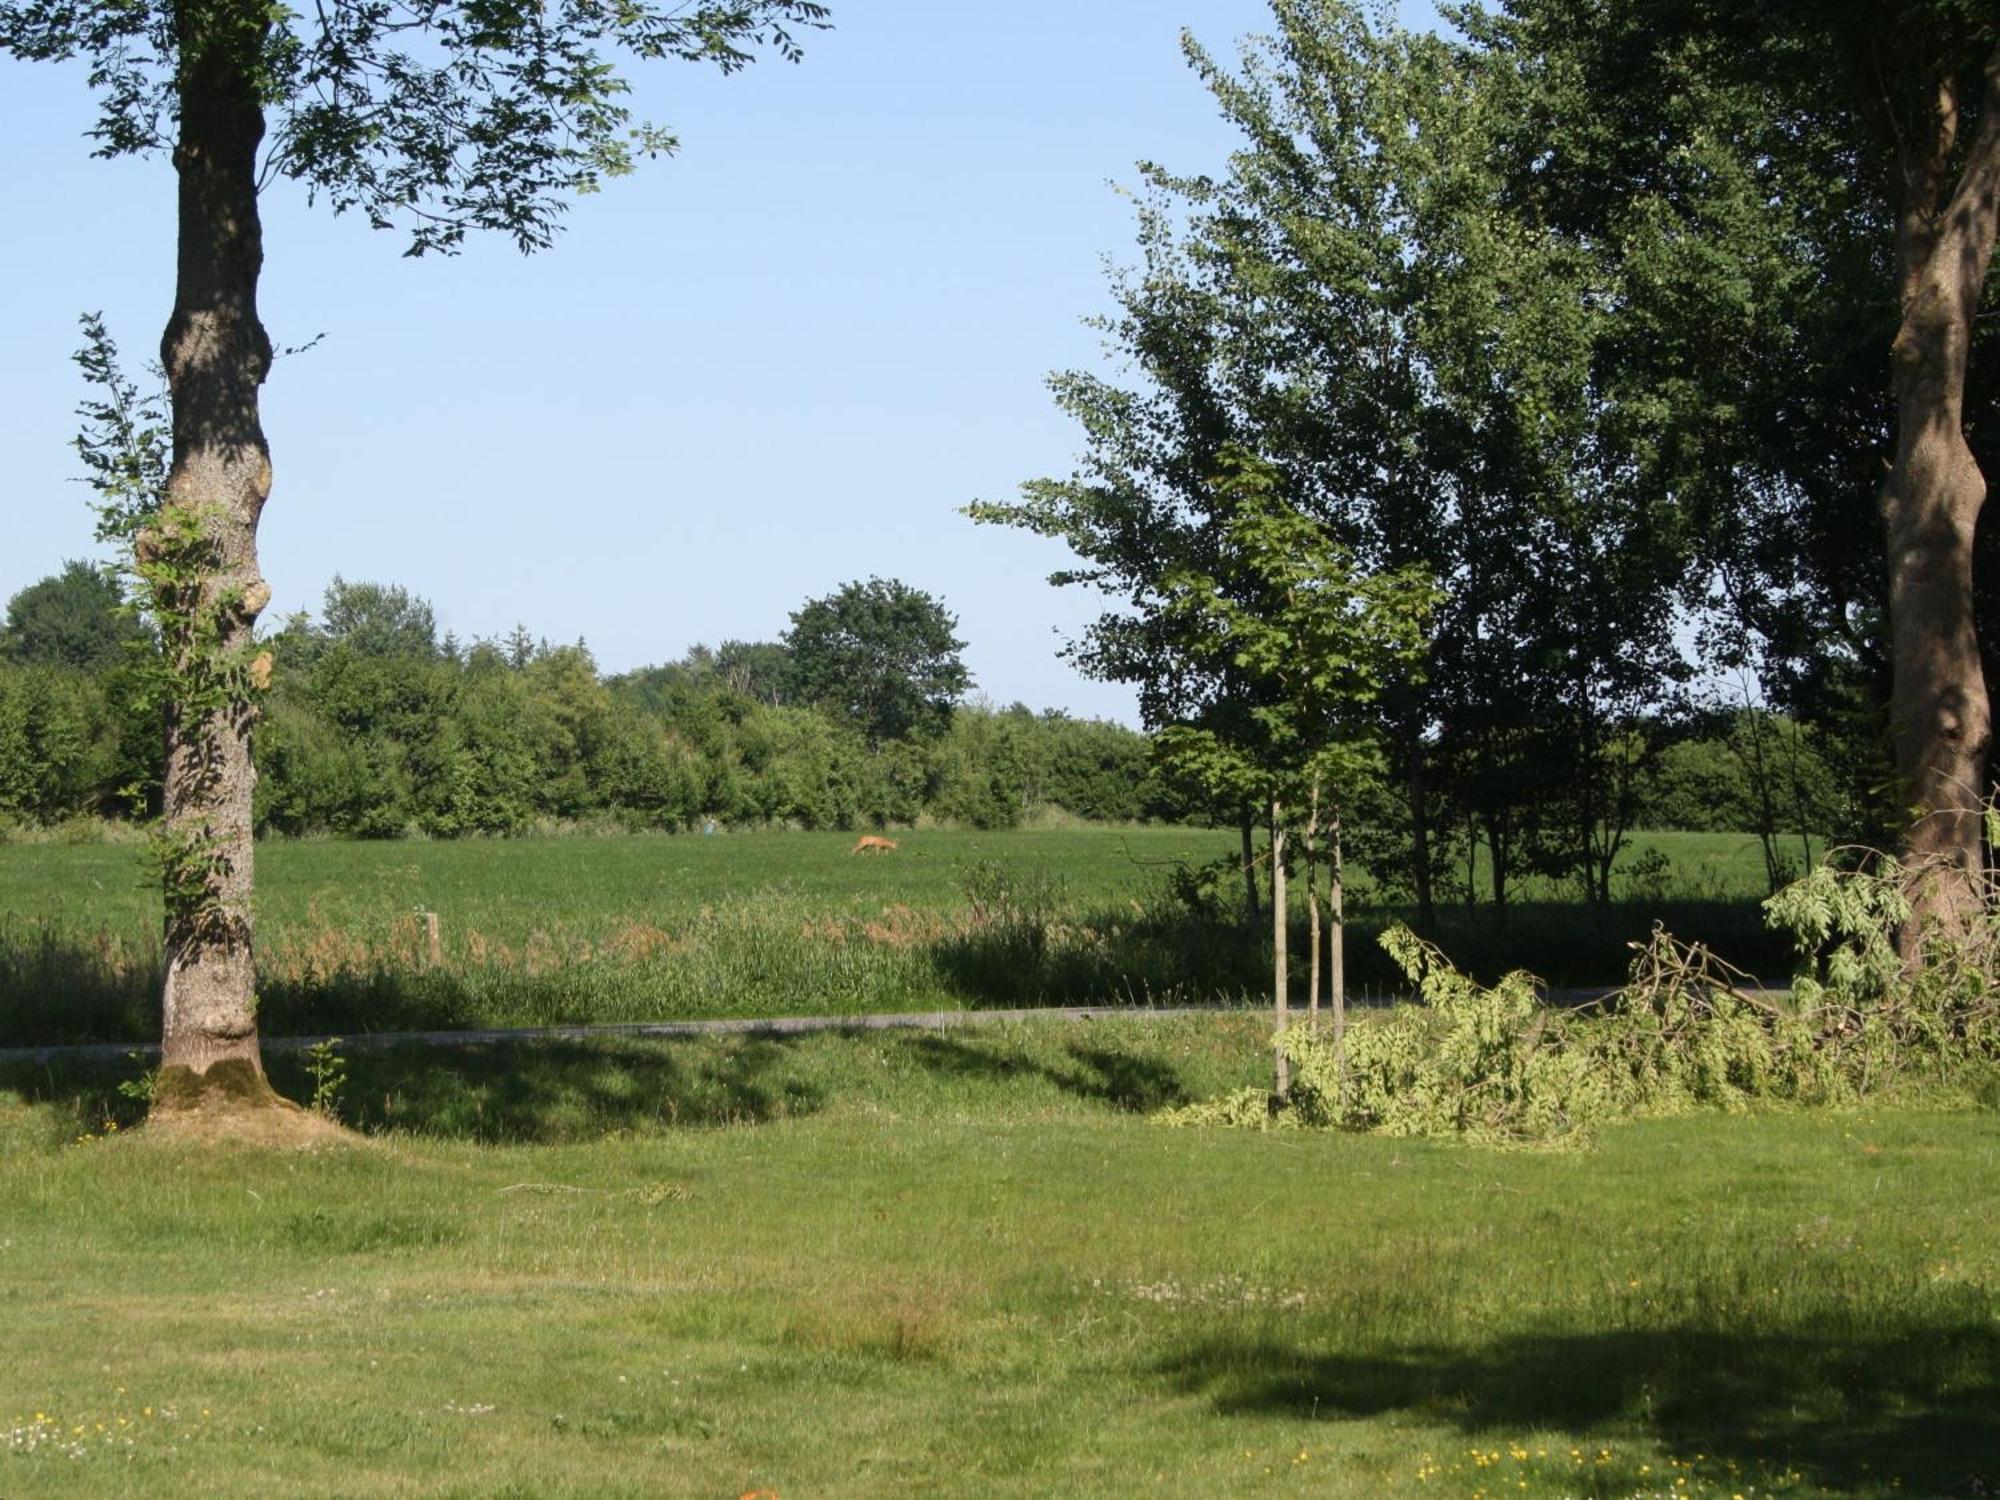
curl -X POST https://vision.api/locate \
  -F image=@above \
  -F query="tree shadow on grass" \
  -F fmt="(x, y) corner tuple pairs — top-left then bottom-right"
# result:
(926, 913), (1267, 1012)
(1152, 1322), (1999, 1497)
(0, 1035), (828, 1146)
(922, 899), (1796, 1011)
(902, 1031), (1191, 1112)
(307, 1036), (829, 1143)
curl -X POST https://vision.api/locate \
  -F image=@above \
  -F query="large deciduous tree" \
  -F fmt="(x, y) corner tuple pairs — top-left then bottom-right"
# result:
(1481, 0), (2000, 944)
(1, 560), (147, 670)
(784, 578), (971, 744)
(1, 0), (828, 1119)
(1866, 14), (2000, 936)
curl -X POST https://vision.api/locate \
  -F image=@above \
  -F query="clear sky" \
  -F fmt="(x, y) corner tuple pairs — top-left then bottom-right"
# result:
(2, 1), (1438, 725)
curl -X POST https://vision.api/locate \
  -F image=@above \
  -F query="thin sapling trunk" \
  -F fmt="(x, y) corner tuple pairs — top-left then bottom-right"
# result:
(1330, 807), (1347, 1071)
(1305, 781), (1321, 1027)
(1240, 810), (1262, 920)
(1270, 795), (1289, 1104)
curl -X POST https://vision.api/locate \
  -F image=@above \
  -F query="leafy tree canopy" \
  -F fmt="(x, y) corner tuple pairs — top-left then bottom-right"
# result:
(0, 559), (146, 670)
(784, 578), (971, 744)
(0, 0), (832, 254)
(316, 577), (442, 661)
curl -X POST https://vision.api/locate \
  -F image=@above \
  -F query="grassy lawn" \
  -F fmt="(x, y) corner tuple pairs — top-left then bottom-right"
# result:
(1, 828), (1813, 1045)
(1460, 830), (1829, 904)
(1, 1017), (1995, 1498)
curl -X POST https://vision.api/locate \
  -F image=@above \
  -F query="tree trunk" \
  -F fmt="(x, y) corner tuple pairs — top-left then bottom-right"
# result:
(1735, 697), (1785, 895)
(1882, 46), (2000, 950)
(1305, 783), (1321, 1027)
(1270, 796), (1289, 1104)
(1239, 810), (1262, 920)
(1330, 808), (1346, 1077)
(1781, 720), (1817, 877)
(1406, 716), (1435, 928)
(1464, 812), (1478, 915)
(152, 4), (281, 1104)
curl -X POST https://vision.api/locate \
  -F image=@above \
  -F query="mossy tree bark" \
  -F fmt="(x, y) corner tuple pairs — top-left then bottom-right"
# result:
(1881, 44), (2000, 950)
(152, 1), (279, 1099)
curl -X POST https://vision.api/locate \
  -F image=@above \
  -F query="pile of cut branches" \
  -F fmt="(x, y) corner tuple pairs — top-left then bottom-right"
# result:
(1161, 856), (2000, 1145)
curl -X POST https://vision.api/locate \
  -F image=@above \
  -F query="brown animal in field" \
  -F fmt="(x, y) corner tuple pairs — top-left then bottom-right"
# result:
(850, 835), (899, 854)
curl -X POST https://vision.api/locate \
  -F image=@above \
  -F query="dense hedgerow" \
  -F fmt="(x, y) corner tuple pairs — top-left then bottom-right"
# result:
(1163, 860), (2000, 1145)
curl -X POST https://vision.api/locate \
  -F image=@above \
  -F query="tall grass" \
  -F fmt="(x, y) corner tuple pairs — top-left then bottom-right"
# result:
(0, 828), (1806, 1045)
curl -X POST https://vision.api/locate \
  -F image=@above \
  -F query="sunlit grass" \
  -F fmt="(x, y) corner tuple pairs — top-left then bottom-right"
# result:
(0, 1018), (1993, 1498)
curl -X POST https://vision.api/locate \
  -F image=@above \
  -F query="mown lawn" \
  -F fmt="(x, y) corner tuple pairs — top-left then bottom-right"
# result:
(2, 1017), (1996, 1499)
(1, 828), (1815, 1045)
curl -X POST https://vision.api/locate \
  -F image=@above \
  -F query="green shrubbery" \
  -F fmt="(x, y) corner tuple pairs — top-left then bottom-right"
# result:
(1166, 860), (2000, 1144)
(0, 597), (1167, 838)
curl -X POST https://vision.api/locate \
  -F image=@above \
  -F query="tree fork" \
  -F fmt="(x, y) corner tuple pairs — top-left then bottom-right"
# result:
(1881, 43), (2000, 949)
(154, 1), (279, 1092)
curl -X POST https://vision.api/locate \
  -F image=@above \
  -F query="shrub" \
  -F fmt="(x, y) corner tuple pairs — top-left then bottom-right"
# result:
(1163, 857), (2000, 1145)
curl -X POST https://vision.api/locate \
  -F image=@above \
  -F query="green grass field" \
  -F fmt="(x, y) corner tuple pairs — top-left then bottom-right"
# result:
(1, 1018), (1994, 1498)
(1, 828), (1815, 1046)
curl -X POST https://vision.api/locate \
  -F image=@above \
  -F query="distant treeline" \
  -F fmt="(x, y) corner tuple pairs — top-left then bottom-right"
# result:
(2, 567), (1843, 871)
(0, 568), (1164, 835)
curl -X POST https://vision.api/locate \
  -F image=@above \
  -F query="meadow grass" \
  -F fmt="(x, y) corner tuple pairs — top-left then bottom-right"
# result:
(0, 828), (1807, 1046)
(0, 1016), (1994, 1498)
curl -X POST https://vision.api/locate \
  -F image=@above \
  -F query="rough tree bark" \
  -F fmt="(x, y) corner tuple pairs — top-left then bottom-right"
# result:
(1881, 43), (2000, 948)
(151, 2), (281, 1108)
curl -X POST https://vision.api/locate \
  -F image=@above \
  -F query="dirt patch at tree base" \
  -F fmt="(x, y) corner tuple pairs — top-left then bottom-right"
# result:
(145, 1058), (358, 1149)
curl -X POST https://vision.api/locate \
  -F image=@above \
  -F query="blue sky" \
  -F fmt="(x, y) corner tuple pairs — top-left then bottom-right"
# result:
(2, 1), (1438, 724)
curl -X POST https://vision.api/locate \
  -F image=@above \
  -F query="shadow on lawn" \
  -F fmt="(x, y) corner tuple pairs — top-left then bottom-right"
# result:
(0, 1035), (828, 1146)
(1154, 1321), (1999, 1497)
(306, 1037), (829, 1142)
(922, 898), (1792, 1010)
(903, 1031), (1191, 1112)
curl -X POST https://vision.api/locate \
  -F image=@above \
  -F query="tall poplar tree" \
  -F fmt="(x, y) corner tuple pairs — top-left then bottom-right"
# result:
(1, 0), (828, 1120)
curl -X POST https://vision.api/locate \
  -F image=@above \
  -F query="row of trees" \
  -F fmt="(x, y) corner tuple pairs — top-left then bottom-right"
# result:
(973, 0), (1996, 1091)
(1, 557), (1845, 856)
(0, 569), (1162, 835)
